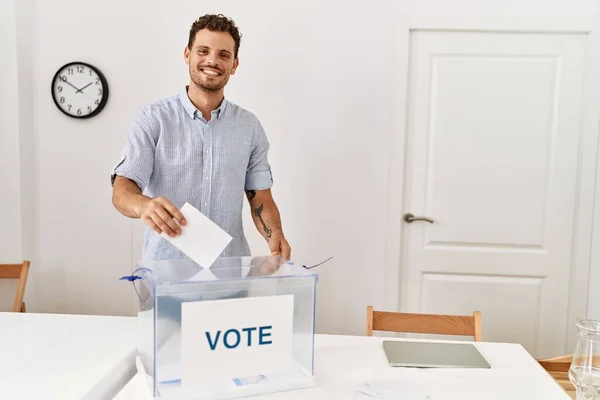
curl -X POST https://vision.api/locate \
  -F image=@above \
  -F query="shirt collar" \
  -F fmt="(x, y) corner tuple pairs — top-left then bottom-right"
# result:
(179, 86), (228, 120)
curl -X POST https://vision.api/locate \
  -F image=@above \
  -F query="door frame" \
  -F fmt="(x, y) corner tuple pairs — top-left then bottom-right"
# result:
(384, 15), (600, 353)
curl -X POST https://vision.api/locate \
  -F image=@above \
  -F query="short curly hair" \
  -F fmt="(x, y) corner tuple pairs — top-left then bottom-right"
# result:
(187, 14), (242, 58)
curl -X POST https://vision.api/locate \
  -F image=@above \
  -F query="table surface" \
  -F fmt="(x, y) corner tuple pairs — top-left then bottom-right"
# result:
(0, 312), (137, 400)
(0, 312), (571, 400)
(116, 333), (572, 400)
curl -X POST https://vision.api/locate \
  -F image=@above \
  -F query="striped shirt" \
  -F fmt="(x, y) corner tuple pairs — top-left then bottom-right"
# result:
(111, 87), (273, 261)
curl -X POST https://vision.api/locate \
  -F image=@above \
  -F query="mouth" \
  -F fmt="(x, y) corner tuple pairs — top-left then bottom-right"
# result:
(199, 67), (222, 78)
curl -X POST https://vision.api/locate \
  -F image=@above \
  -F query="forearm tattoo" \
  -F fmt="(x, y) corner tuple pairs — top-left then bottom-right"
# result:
(245, 190), (256, 201)
(254, 204), (272, 238)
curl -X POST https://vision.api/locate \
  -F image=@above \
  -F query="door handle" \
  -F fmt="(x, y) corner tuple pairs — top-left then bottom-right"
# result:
(403, 213), (434, 224)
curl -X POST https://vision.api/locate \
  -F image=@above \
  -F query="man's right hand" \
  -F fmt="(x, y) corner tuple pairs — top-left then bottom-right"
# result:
(139, 197), (187, 237)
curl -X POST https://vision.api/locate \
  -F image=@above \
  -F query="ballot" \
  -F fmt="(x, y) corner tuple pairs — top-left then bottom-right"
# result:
(159, 202), (232, 268)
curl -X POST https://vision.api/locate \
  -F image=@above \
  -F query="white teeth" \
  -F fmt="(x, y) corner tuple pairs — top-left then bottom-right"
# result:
(202, 69), (220, 76)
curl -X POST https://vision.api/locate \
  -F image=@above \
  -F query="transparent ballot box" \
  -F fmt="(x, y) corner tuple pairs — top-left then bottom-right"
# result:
(131, 256), (318, 399)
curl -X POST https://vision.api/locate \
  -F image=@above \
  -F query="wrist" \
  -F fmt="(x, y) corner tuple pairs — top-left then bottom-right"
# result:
(134, 196), (151, 218)
(269, 230), (284, 239)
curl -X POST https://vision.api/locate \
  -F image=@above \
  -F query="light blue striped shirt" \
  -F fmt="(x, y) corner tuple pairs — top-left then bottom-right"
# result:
(111, 87), (273, 261)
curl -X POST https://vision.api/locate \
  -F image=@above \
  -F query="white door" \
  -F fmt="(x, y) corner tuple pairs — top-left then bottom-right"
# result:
(401, 30), (587, 358)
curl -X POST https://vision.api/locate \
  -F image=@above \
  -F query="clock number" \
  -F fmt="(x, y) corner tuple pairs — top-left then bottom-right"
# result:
(95, 78), (100, 85)
(87, 106), (93, 113)
(67, 105), (72, 111)
(95, 99), (100, 105)
(98, 88), (103, 96)
(59, 76), (66, 82)
(59, 96), (65, 104)
(77, 108), (82, 115)
(57, 86), (63, 92)
(77, 66), (84, 73)
(67, 68), (73, 75)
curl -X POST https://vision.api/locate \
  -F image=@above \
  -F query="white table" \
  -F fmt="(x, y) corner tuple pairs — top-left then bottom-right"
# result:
(0, 312), (137, 400)
(115, 334), (571, 400)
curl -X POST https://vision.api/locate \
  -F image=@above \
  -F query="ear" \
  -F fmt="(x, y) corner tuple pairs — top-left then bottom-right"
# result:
(231, 57), (239, 75)
(184, 46), (191, 65)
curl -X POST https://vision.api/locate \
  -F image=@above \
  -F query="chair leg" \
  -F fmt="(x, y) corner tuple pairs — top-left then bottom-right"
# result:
(20, 302), (26, 313)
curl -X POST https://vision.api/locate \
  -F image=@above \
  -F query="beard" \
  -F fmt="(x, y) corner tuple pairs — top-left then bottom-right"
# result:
(190, 65), (229, 92)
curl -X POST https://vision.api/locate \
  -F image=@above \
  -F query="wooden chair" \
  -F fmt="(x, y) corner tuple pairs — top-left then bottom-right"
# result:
(538, 355), (575, 399)
(0, 260), (30, 312)
(366, 306), (482, 341)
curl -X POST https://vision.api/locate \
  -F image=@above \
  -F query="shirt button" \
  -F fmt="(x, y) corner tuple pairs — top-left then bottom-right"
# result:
(205, 150), (209, 154)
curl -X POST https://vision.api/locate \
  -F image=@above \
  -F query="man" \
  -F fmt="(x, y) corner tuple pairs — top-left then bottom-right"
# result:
(110, 14), (291, 262)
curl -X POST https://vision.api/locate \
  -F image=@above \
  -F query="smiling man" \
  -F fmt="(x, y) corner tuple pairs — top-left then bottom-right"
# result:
(110, 14), (291, 262)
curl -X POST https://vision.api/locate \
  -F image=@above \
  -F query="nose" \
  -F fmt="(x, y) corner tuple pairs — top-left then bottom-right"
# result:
(205, 52), (219, 67)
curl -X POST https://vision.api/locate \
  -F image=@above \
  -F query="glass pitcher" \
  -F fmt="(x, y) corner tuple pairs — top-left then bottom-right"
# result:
(569, 318), (600, 399)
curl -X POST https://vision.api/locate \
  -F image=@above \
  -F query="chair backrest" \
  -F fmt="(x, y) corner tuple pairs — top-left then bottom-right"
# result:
(0, 260), (31, 312)
(366, 306), (482, 341)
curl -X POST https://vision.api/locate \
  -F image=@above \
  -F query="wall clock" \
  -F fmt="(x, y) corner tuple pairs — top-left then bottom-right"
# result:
(51, 61), (109, 119)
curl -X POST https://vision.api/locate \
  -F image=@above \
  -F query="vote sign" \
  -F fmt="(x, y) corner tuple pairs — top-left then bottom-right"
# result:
(181, 294), (294, 385)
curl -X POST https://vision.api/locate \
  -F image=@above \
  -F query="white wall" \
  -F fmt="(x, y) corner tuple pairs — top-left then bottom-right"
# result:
(0, 0), (23, 310)
(0, 0), (36, 311)
(3, 0), (600, 334)
(0, 0), (22, 262)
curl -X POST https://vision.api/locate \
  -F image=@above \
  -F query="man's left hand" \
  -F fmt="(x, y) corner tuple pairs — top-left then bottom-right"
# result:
(269, 234), (291, 261)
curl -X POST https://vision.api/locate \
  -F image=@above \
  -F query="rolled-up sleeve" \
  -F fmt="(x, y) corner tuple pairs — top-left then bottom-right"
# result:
(110, 107), (157, 191)
(245, 118), (273, 191)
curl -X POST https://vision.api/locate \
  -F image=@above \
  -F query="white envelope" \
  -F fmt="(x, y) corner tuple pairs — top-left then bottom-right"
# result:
(160, 202), (232, 268)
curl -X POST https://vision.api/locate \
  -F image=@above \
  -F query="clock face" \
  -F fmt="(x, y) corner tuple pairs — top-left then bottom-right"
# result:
(51, 62), (109, 119)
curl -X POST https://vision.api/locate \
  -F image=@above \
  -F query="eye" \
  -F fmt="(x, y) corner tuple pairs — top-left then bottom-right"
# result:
(221, 53), (230, 59)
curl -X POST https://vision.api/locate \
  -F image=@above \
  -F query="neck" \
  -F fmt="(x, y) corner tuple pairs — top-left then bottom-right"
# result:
(187, 84), (224, 121)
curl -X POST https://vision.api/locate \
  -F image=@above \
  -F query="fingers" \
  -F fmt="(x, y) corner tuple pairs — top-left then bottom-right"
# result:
(269, 237), (292, 261)
(142, 215), (161, 235)
(147, 213), (173, 237)
(140, 197), (184, 238)
(269, 238), (280, 256)
(278, 239), (291, 261)
(161, 200), (186, 226)
(281, 241), (292, 261)
(154, 207), (182, 236)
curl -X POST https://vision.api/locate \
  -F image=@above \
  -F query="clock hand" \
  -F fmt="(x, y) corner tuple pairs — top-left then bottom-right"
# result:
(60, 78), (95, 102)
(63, 79), (94, 101)
(63, 79), (82, 92)
(76, 82), (92, 93)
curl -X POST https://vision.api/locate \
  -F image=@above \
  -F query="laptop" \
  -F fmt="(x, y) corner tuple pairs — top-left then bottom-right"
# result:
(382, 340), (491, 369)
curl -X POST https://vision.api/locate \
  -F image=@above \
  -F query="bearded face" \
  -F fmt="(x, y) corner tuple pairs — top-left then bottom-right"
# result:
(185, 29), (238, 93)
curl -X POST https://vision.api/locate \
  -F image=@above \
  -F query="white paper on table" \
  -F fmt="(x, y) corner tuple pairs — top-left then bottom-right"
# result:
(356, 385), (382, 399)
(160, 202), (232, 268)
(356, 380), (431, 400)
